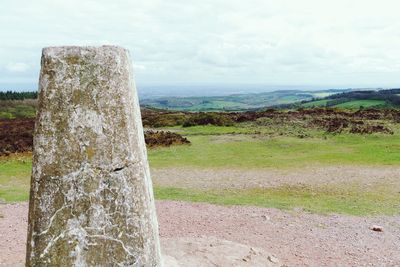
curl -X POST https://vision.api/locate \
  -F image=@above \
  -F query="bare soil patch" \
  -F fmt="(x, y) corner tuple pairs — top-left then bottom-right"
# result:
(151, 165), (400, 191)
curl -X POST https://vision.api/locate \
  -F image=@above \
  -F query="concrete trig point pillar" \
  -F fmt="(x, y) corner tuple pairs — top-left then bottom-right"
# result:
(26, 46), (162, 266)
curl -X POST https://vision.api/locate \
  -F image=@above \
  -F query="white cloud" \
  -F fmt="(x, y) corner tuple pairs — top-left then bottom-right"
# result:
(1, 0), (400, 88)
(6, 62), (30, 73)
(133, 63), (147, 71)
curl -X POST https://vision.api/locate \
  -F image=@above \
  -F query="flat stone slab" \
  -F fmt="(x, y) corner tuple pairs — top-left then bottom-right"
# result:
(162, 236), (281, 267)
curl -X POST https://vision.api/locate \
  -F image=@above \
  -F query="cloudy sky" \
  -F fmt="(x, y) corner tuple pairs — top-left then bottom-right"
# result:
(1, 0), (400, 90)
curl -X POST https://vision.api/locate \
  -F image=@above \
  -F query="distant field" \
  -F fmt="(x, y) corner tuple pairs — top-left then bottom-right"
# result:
(312, 92), (332, 98)
(175, 100), (253, 111)
(141, 89), (343, 111)
(334, 100), (386, 109)
(0, 100), (36, 119)
(2, 89), (399, 115)
(141, 88), (400, 111)
(297, 88), (400, 110)
(301, 99), (329, 108)
(301, 99), (388, 109)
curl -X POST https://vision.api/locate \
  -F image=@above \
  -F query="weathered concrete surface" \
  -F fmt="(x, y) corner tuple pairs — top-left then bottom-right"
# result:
(26, 46), (162, 266)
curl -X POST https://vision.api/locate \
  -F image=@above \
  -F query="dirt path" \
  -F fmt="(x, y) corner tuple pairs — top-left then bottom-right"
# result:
(152, 165), (400, 191)
(1, 201), (399, 266)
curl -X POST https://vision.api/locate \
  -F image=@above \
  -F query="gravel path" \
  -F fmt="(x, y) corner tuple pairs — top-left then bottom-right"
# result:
(1, 201), (399, 266)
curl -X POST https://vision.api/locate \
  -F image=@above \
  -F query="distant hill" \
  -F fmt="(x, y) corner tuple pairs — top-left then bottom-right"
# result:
(140, 89), (349, 111)
(3, 88), (398, 114)
(290, 88), (400, 109)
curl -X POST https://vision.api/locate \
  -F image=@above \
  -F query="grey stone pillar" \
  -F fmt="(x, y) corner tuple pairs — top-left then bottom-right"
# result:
(26, 46), (162, 266)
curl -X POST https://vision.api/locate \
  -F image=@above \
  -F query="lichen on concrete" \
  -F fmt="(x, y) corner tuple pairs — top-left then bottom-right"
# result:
(26, 46), (162, 266)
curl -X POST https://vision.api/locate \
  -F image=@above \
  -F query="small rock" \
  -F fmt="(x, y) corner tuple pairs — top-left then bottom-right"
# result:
(371, 225), (383, 232)
(249, 247), (258, 255)
(261, 215), (270, 221)
(268, 255), (279, 263)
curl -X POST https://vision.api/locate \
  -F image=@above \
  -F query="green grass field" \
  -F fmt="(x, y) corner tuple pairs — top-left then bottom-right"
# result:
(0, 155), (32, 202)
(334, 100), (386, 109)
(301, 99), (329, 108)
(1, 123), (400, 216)
(0, 100), (37, 119)
(149, 126), (400, 169)
(301, 99), (387, 109)
(0, 105), (36, 119)
(183, 100), (253, 111)
(155, 185), (400, 216)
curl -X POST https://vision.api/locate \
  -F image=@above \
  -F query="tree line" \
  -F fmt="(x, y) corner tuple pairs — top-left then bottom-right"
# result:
(325, 89), (400, 106)
(274, 88), (400, 109)
(0, 91), (37, 100)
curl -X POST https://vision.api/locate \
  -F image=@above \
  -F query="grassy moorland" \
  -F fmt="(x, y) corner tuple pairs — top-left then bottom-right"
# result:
(148, 127), (400, 168)
(0, 100), (37, 119)
(155, 186), (400, 216)
(149, 122), (400, 215)
(0, 154), (31, 202)
(1, 106), (400, 215)
(2, 135), (400, 215)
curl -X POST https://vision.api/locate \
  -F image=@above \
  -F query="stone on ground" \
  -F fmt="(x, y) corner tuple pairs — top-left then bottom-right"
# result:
(161, 236), (281, 267)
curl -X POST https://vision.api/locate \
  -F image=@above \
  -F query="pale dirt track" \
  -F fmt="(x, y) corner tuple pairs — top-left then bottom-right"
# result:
(151, 165), (400, 191)
(1, 201), (400, 267)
